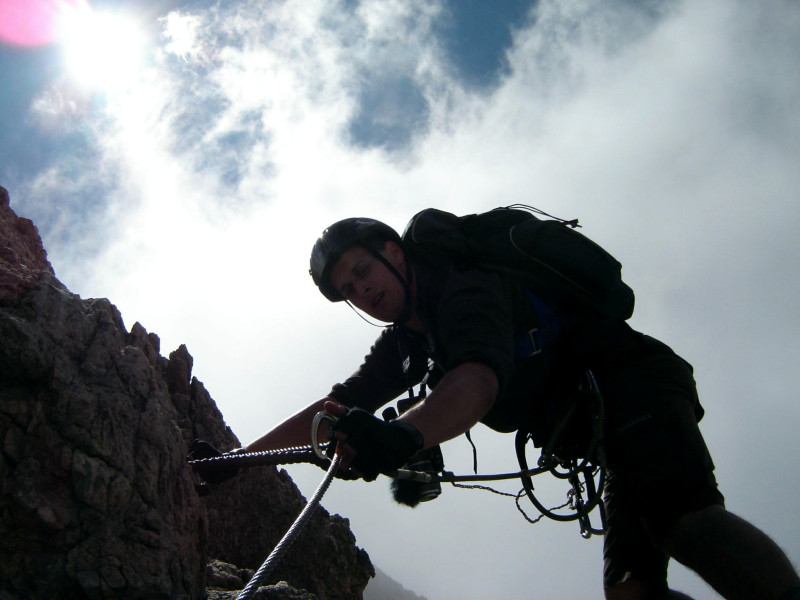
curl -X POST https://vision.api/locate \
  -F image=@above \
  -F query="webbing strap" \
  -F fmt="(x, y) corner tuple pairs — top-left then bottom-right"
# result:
(514, 288), (570, 358)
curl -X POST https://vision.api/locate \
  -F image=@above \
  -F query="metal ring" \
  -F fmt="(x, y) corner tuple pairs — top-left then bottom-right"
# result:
(310, 411), (337, 460)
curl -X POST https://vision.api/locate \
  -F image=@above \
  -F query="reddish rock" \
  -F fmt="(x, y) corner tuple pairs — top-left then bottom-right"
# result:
(0, 187), (54, 302)
(0, 186), (373, 599)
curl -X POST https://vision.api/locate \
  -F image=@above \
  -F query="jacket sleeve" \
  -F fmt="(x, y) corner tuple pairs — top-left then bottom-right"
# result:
(328, 327), (430, 413)
(429, 266), (519, 392)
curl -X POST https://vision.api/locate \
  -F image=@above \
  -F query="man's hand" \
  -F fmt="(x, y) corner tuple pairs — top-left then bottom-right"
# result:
(325, 402), (423, 481)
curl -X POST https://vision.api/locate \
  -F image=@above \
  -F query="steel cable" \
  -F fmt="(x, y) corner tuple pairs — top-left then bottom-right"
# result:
(237, 454), (341, 600)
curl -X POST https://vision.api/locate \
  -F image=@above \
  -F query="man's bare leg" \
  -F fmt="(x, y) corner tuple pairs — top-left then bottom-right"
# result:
(664, 505), (799, 600)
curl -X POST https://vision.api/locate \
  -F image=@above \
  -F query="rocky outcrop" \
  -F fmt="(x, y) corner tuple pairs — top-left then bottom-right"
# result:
(0, 187), (373, 599)
(0, 186), (53, 301)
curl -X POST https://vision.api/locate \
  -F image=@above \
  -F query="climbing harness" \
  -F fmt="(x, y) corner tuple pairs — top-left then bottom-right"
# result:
(515, 369), (607, 538)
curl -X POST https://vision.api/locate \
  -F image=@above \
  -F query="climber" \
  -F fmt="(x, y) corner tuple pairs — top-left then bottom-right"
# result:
(236, 210), (799, 600)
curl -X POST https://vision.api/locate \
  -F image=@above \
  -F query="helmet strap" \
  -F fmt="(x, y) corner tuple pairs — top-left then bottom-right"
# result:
(344, 300), (390, 328)
(366, 246), (415, 326)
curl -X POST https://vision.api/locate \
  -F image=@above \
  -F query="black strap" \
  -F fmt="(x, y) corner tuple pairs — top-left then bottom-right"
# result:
(464, 429), (478, 474)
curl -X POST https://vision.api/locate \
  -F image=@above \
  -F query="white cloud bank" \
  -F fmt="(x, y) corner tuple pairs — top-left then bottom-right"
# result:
(12, 0), (800, 598)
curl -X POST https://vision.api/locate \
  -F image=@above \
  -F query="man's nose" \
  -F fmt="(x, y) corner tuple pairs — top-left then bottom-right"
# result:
(355, 279), (372, 297)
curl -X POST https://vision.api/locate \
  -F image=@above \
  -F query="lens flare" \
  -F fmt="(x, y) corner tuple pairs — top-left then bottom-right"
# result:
(0, 0), (83, 47)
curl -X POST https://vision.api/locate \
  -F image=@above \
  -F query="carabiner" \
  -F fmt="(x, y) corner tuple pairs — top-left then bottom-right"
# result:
(311, 411), (338, 460)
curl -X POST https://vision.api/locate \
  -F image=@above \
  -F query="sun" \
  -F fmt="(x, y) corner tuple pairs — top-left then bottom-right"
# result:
(59, 2), (146, 91)
(0, 1), (146, 91)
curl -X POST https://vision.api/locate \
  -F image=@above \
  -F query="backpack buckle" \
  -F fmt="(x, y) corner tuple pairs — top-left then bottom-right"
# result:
(515, 327), (542, 358)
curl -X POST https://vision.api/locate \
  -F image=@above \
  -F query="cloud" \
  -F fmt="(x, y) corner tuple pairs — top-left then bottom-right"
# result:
(161, 11), (205, 62)
(6, 0), (800, 597)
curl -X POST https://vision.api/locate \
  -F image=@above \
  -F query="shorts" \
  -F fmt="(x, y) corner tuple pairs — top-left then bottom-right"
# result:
(594, 354), (725, 591)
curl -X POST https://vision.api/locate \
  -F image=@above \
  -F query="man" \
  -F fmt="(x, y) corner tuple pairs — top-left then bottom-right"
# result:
(240, 213), (799, 600)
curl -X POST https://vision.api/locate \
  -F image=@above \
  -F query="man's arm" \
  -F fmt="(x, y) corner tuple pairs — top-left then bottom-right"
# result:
(246, 324), (424, 454)
(398, 361), (498, 449)
(244, 398), (330, 452)
(327, 361), (498, 474)
(243, 328), (421, 455)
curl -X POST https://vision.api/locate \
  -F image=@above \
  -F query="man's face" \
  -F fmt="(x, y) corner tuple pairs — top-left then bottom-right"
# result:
(329, 242), (409, 323)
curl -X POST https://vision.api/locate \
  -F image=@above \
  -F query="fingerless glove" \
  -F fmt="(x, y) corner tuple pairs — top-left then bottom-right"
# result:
(333, 409), (424, 480)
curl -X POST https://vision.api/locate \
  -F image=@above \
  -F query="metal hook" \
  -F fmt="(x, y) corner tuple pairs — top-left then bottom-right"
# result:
(311, 411), (338, 460)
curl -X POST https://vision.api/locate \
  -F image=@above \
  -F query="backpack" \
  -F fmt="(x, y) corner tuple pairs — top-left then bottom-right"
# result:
(401, 205), (635, 320)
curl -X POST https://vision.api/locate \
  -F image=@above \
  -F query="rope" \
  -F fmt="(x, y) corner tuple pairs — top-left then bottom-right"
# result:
(191, 448), (592, 528)
(188, 444), (325, 469)
(189, 434), (604, 535)
(449, 481), (575, 525)
(237, 454), (341, 600)
(190, 448), (549, 485)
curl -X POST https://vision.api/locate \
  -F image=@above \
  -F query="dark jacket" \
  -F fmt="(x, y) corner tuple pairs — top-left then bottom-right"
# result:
(328, 258), (692, 442)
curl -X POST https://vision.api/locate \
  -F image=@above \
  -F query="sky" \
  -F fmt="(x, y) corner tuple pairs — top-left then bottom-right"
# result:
(2, 0), (799, 598)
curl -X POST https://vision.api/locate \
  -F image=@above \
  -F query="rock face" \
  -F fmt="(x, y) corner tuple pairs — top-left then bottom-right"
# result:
(0, 187), (373, 599)
(0, 187), (53, 301)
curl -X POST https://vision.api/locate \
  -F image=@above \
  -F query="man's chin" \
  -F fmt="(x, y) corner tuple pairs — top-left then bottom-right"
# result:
(365, 307), (401, 324)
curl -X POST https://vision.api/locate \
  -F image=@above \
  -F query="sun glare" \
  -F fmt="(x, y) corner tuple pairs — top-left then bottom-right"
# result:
(59, 5), (146, 91)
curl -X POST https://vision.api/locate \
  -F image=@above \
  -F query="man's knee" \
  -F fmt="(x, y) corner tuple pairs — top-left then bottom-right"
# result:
(605, 579), (649, 600)
(605, 580), (695, 600)
(661, 503), (729, 560)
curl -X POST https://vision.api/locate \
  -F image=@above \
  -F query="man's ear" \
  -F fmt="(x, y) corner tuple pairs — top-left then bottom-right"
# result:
(382, 240), (405, 267)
